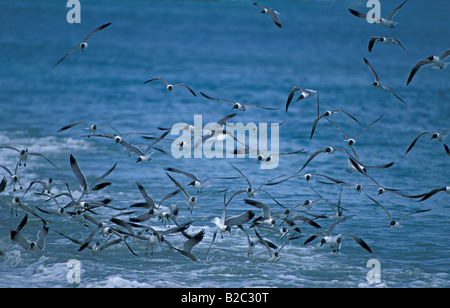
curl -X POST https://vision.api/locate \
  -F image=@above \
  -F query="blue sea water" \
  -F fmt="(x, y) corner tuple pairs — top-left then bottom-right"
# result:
(0, 0), (449, 288)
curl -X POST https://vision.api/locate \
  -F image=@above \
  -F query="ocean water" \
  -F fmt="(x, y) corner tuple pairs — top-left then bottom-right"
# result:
(0, 0), (449, 289)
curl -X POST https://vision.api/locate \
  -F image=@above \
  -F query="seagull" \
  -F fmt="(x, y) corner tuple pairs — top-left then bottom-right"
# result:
(226, 163), (282, 203)
(0, 163), (23, 191)
(244, 199), (276, 227)
(52, 22), (112, 68)
(129, 181), (179, 223)
(326, 114), (384, 147)
(405, 129), (450, 155)
(349, 0), (408, 28)
(69, 154), (116, 200)
(285, 86), (319, 115)
(88, 130), (155, 146)
(347, 157), (425, 199)
(0, 146), (57, 169)
(366, 194), (431, 228)
(165, 172), (226, 213)
(56, 230), (133, 256)
(311, 187), (345, 220)
(119, 131), (169, 163)
(299, 146), (350, 172)
(171, 229), (206, 262)
(165, 167), (238, 193)
(144, 77), (197, 97)
(57, 122), (119, 138)
(265, 172), (347, 187)
(254, 229), (285, 262)
(407, 49), (450, 85)
(207, 191), (254, 259)
(256, 148), (307, 164)
(200, 92), (279, 111)
(368, 36), (407, 53)
(304, 216), (372, 253)
(23, 178), (67, 196)
(364, 58), (406, 104)
(310, 109), (359, 140)
(253, 2), (282, 28)
(419, 186), (450, 202)
(10, 197), (46, 220)
(10, 215), (49, 251)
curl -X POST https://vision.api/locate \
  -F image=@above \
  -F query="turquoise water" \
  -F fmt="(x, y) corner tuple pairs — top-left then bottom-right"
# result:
(0, 0), (449, 288)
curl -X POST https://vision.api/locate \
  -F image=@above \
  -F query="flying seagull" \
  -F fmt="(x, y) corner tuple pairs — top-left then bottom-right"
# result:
(366, 194), (431, 228)
(165, 167), (238, 192)
(253, 2), (282, 28)
(309, 109), (359, 140)
(364, 58), (406, 104)
(200, 92), (279, 111)
(406, 49), (450, 85)
(0, 146), (58, 169)
(285, 86), (319, 115)
(53, 22), (112, 68)
(144, 77), (197, 97)
(349, 0), (408, 28)
(368, 37), (407, 53)
(405, 129), (450, 155)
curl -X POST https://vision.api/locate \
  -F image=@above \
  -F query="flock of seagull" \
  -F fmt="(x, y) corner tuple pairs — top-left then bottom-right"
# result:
(1, 1), (449, 265)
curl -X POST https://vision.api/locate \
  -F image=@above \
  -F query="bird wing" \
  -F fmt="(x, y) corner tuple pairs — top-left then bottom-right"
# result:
(36, 224), (49, 250)
(310, 113), (327, 140)
(405, 131), (431, 154)
(135, 181), (157, 210)
(381, 85), (406, 104)
(228, 162), (252, 188)
(90, 162), (117, 189)
(225, 211), (255, 227)
(69, 154), (88, 192)
(254, 229), (273, 258)
(386, 0), (408, 21)
(183, 229), (205, 253)
(268, 9), (282, 28)
(355, 114), (384, 139)
(0, 176), (7, 193)
(166, 172), (191, 199)
(364, 58), (380, 82)
(52, 45), (80, 68)
(200, 92), (236, 105)
(285, 86), (302, 112)
(348, 8), (367, 19)
(368, 37), (381, 52)
(299, 148), (327, 171)
(399, 209), (431, 223)
(0, 146), (20, 153)
(165, 167), (199, 182)
(393, 39), (408, 52)
(420, 187), (446, 202)
(245, 199), (271, 219)
(174, 83), (197, 97)
(82, 22), (112, 42)
(29, 152), (58, 169)
(407, 59), (431, 85)
(144, 77), (168, 85)
(439, 49), (450, 60)
(366, 194), (393, 222)
(343, 234), (372, 253)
